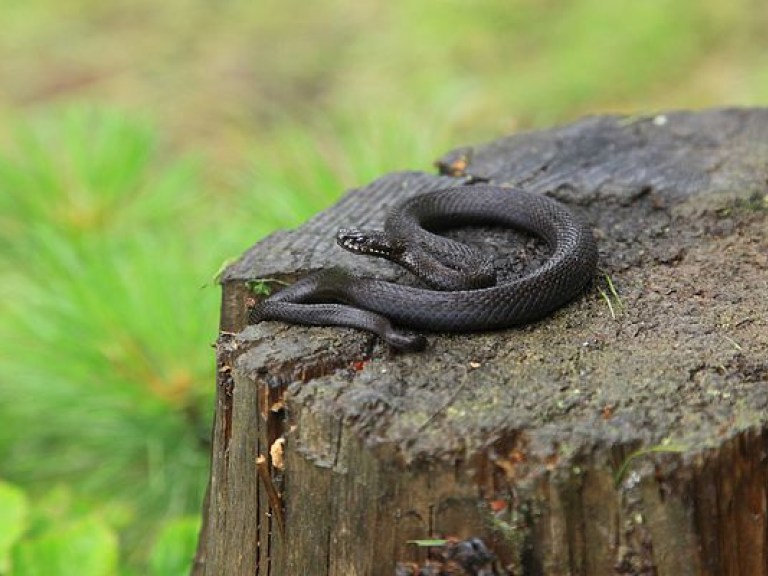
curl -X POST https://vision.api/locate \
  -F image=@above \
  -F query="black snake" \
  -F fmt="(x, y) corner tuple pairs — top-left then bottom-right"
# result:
(249, 185), (598, 351)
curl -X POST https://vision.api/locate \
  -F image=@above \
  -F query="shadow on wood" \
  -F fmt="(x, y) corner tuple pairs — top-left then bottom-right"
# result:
(194, 108), (768, 575)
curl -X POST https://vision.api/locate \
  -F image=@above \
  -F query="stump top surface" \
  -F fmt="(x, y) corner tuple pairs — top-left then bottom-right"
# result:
(229, 108), (768, 468)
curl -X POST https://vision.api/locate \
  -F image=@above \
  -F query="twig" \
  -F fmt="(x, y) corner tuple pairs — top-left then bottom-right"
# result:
(256, 455), (285, 537)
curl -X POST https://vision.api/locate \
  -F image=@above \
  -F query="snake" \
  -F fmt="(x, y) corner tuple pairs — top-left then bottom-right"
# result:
(249, 184), (598, 351)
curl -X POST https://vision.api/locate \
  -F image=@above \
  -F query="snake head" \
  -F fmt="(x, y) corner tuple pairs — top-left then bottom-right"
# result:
(336, 228), (404, 259)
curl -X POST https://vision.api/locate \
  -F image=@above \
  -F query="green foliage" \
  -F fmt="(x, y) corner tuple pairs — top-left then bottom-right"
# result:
(0, 481), (29, 573)
(0, 482), (121, 576)
(149, 516), (202, 576)
(237, 108), (457, 234)
(0, 108), (196, 252)
(0, 108), (213, 569)
(12, 516), (118, 576)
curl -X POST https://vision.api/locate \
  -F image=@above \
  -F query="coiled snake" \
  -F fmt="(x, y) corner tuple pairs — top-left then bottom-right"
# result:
(250, 185), (598, 351)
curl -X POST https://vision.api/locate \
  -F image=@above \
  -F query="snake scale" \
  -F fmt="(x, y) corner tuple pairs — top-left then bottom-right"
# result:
(249, 185), (598, 351)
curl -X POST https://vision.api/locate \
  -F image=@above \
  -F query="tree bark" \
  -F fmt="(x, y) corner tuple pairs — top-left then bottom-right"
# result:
(194, 108), (768, 575)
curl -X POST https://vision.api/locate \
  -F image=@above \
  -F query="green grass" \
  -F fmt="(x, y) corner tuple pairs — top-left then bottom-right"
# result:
(598, 272), (623, 320)
(0, 0), (767, 573)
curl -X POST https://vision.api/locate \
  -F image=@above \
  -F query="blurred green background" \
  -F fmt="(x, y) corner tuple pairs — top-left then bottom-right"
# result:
(0, 1), (765, 574)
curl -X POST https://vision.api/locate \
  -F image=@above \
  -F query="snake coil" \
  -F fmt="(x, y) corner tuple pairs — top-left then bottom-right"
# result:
(250, 185), (598, 351)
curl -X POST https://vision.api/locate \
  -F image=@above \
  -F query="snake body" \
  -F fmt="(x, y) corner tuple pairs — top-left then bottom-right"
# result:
(250, 185), (598, 351)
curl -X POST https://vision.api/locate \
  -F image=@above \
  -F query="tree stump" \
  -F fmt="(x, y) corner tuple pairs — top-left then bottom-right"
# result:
(193, 108), (768, 575)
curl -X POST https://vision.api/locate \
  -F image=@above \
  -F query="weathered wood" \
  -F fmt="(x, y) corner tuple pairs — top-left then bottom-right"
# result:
(194, 108), (768, 575)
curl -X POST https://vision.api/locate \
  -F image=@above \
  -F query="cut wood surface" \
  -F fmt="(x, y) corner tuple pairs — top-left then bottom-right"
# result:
(194, 108), (768, 576)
